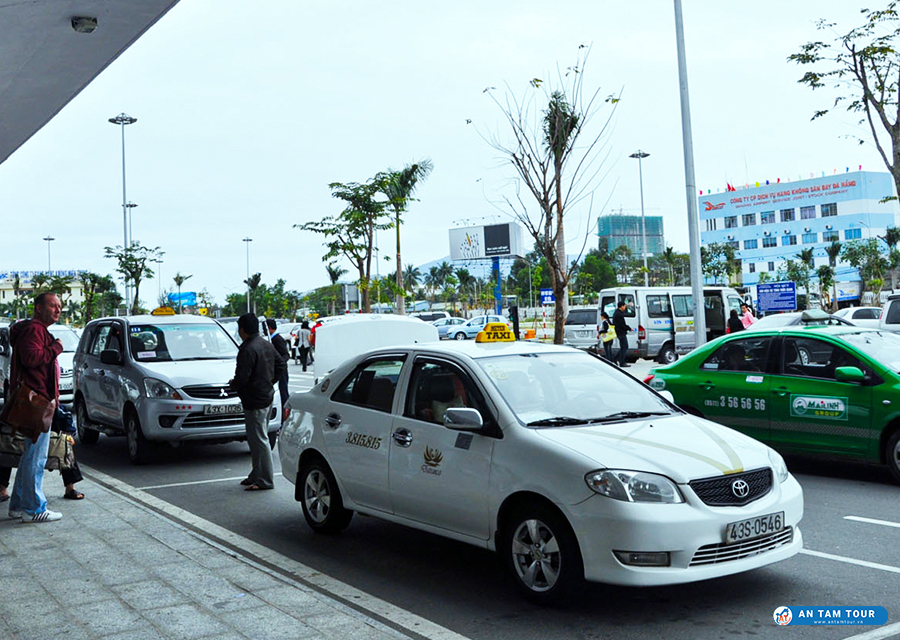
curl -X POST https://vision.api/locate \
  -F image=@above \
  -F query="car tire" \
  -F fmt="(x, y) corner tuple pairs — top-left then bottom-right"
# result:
(501, 503), (584, 605)
(454, 332), (466, 341)
(74, 397), (100, 445)
(657, 343), (678, 365)
(885, 430), (900, 484)
(797, 346), (811, 365)
(300, 459), (353, 533)
(125, 411), (156, 465)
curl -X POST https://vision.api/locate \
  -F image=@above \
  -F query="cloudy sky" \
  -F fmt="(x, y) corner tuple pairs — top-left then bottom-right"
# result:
(0, 1), (885, 305)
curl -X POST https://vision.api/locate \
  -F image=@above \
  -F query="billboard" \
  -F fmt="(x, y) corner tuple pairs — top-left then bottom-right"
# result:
(449, 222), (525, 260)
(168, 291), (197, 307)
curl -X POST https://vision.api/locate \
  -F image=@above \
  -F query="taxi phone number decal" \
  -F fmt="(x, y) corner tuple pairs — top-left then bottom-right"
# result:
(705, 396), (766, 411)
(345, 432), (382, 450)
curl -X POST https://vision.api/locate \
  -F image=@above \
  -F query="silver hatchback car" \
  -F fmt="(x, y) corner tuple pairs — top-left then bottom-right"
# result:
(73, 314), (281, 463)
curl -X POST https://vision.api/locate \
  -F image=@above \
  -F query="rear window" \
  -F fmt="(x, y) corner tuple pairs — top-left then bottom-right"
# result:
(565, 310), (596, 326)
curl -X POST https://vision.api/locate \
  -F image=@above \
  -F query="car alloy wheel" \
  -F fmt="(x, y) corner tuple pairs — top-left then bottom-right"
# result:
(886, 430), (900, 484)
(125, 412), (155, 465)
(300, 460), (353, 533)
(454, 332), (466, 341)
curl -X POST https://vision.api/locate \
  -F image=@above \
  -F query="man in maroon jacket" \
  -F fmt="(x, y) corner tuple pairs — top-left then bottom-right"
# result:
(7, 293), (64, 523)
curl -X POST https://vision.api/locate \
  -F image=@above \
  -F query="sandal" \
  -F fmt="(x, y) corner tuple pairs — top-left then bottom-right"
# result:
(244, 484), (272, 491)
(240, 478), (254, 486)
(64, 490), (85, 500)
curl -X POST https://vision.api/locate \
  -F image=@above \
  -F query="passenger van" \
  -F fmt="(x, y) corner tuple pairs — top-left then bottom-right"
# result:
(599, 286), (743, 363)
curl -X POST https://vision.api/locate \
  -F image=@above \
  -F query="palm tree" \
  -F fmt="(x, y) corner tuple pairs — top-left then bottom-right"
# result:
(378, 160), (434, 315)
(663, 246), (677, 285)
(880, 226), (900, 289)
(455, 268), (475, 311)
(172, 272), (192, 314)
(824, 241), (842, 311)
(424, 266), (440, 310)
(244, 272), (262, 314)
(402, 264), (421, 296)
(325, 263), (347, 315)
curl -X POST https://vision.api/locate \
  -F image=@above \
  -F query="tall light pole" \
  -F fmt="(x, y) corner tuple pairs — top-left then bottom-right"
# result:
(630, 150), (650, 287)
(109, 112), (137, 311)
(43, 236), (55, 273)
(125, 201), (138, 246)
(151, 257), (163, 304)
(243, 237), (252, 313)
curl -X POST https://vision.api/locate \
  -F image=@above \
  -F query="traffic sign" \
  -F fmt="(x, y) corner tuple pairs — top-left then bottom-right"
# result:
(540, 288), (555, 305)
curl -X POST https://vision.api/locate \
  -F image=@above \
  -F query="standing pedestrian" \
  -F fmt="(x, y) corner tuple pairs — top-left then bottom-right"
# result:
(230, 313), (285, 492)
(265, 319), (290, 411)
(297, 321), (312, 372)
(728, 309), (744, 334)
(5, 293), (64, 522)
(612, 301), (632, 368)
(600, 311), (615, 361)
(740, 303), (757, 329)
(290, 330), (300, 365)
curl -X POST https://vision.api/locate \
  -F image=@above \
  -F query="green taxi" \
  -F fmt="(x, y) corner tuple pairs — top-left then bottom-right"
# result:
(645, 323), (900, 483)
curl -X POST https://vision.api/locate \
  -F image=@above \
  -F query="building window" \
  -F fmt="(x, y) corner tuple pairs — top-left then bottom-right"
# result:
(800, 206), (816, 220)
(724, 216), (738, 229)
(705, 218), (717, 231)
(744, 239), (758, 250)
(823, 230), (839, 242)
(821, 203), (838, 217)
(782, 235), (797, 246)
(728, 241), (739, 250)
(768, 261), (775, 272)
(780, 208), (795, 222)
(763, 236), (777, 248)
(749, 263), (756, 273)
(845, 228), (862, 240)
(802, 232), (817, 244)
(742, 213), (756, 226)
(761, 211), (775, 224)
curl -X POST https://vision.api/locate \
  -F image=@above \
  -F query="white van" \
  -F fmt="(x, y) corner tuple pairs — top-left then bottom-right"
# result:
(599, 286), (743, 363)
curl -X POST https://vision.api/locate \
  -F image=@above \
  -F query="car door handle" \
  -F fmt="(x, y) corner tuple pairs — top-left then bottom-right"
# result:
(700, 381), (715, 391)
(774, 386), (790, 397)
(392, 428), (413, 448)
(324, 413), (342, 429)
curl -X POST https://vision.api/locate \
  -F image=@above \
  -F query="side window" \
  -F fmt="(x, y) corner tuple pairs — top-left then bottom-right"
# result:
(331, 357), (405, 413)
(702, 337), (773, 372)
(106, 327), (124, 354)
(90, 326), (111, 357)
(646, 295), (670, 318)
(618, 294), (636, 317)
(887, 301), (900, 324)
(727, 295), (743, 316)
(854, 309), (878, 320)
(601, 296), (616, 317)
(405, 359), (489, 425)
(782, 338), (868, 380)
(672, 294), (692, 318)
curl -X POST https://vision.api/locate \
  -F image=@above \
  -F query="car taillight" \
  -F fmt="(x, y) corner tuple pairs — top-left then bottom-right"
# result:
(596, 325), (601, 339)
(643, 374), (655, 384)
(638, 325), (646, 341)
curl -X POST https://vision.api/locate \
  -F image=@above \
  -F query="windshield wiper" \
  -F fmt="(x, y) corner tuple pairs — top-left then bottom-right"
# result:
(527, 417), (588, 427)
(174, 356), (226, 361)
(590, 411), (671, 423)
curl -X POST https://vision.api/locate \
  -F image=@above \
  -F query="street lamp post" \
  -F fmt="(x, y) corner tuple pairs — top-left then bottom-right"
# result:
(243, 237), (252, 313)
(630, 150), (650, 287)
(151, 258), (163, 304)
(125, 202), (138, 246)
(43, 236), (55, 273)
(109, 112), (137, 310)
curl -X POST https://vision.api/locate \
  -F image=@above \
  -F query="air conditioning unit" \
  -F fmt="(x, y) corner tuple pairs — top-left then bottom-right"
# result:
(784, 229), (790, 234)
(825, 224), (833, 230)
(727, 234), (734, 240)
(804, 227), (810, 232)
(764, 231), (770, 236)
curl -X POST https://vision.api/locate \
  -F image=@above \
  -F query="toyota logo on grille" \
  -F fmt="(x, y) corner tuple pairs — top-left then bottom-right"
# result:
(219, 388), (228, 398)
(731, 479), (750, 498)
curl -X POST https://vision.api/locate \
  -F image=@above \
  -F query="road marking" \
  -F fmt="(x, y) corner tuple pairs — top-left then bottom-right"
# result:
(801, 549), (900, 575)
(842, 621), (900, 640)
(844, 516), (900, 529)
(84, 466), (471, 640)
(138, 474), (282, 491)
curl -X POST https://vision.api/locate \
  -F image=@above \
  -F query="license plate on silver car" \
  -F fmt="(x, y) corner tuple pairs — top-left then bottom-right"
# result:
(204, 403), (242, 415)
(726, 511), (784, 543)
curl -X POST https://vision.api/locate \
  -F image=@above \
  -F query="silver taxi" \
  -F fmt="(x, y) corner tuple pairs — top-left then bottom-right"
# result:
(278, 324), (803, 603)
(74, 314), (280, 463)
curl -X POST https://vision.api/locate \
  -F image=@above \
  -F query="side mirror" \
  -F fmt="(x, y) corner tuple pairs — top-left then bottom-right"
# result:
(658, 390), (675, 403)
(100, 349), (122, 366)
(444, 407), (484, 431)
(834, 366), (865, 383)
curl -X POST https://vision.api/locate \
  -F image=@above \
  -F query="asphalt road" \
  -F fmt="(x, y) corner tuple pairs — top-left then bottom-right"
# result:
(61, 360), (900, 640)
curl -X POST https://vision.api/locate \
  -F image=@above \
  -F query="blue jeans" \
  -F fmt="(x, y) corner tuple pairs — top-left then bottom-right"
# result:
(9, 429), (50, 515)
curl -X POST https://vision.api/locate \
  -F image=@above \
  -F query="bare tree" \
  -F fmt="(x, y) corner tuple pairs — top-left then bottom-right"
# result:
(484, 50), (619, 343)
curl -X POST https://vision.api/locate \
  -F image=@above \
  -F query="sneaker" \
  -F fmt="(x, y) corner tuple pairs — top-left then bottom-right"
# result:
(8, 509), (23, 519)
(22, 510), (62, 523)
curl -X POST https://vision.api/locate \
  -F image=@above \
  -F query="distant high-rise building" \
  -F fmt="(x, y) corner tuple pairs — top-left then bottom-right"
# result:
(597, 215), (665, 256)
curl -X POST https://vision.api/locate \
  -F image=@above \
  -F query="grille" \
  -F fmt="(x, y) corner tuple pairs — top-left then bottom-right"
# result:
(182, 385), (238, 400)
(182, 414), (245, 428)
(689, 468), (772, 506)
(690, 528), (794, 566)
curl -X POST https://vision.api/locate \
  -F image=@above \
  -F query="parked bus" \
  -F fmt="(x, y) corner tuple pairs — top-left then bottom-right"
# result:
(598, 286), (743, 364)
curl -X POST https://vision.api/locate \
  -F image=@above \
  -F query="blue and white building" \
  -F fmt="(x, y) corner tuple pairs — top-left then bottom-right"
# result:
(700, 171), (899, 295)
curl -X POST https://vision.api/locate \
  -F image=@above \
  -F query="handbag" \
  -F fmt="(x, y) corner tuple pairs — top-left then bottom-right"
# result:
(0, 424), (74, 470)
(0, 383), (56, 444)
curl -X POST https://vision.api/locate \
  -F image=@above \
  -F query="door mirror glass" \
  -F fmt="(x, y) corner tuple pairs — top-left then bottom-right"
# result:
(834, 366), (865, 383)
(443, 407), (483, 431)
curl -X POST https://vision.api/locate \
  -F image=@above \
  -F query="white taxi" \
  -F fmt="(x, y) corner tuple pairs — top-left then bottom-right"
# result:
(278, 324), (803, 603)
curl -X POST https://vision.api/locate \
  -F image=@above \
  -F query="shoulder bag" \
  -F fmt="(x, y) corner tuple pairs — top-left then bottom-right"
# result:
(0, 383), (56, 444)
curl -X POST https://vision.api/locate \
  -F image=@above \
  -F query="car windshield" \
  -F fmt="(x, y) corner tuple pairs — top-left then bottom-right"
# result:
(49, 326), (80, 352)
(841, 331), (900, 372)
(128, 323), (238, 362)
(477, 351), (674, 426)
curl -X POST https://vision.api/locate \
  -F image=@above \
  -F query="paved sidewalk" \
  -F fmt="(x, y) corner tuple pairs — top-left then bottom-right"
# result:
(0, 471), (414, 640)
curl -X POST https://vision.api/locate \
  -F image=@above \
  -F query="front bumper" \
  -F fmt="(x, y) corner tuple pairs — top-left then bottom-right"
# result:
(569, 474), (804, 586)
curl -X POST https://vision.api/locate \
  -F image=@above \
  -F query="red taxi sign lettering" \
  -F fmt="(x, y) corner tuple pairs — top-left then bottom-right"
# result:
(476, 322), (515, 343)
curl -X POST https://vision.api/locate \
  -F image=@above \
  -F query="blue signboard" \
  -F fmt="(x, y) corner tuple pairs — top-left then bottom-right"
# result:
(540, 288), (555, 305)
(168, 291), (197, 307)
(757, 282), (796, 314)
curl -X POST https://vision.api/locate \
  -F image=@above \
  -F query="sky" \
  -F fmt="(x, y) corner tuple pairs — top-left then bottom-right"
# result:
(0, 1), (888, 306)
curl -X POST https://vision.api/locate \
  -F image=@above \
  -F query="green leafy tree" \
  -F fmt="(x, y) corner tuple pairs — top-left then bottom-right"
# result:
(790, 4), (900, 199)
(455, 268), (476, 311)
(702, 242), (739, 285)
(402, 264), (421, 298)
(817, 264), (836, 309)
(243, 272), (262, 314)
(325, 263), (347, 316)
(842, 238), (889, 297)
(78, 272), (117, 324)
(104, 243), (163, 315)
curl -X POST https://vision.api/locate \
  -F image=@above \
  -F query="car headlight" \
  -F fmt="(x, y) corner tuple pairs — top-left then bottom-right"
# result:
(586, 470), (684, 503)
(143, 378), (181, 399)
(768, 449), (789, 483)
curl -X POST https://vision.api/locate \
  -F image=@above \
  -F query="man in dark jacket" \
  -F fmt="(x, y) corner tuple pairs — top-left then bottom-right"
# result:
(612, 300), (631, 368)
(231, 313), (285, 491)
(265, 319), (290, 416)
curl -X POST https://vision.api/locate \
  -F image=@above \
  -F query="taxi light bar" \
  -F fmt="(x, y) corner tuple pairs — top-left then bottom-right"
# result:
(475, 322), (515, 343)
(613, 551), (670, 567)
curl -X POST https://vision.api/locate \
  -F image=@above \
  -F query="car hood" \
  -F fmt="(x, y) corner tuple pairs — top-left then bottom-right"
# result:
(136, 359), (236, 387)
(534, 414), (771, 483)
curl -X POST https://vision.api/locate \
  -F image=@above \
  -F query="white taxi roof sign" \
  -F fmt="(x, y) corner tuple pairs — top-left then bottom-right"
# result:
(476, 322), (515, 343)
(151, 306), (176, 316)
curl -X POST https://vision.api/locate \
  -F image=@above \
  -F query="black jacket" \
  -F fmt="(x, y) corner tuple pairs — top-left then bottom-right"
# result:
(612, 308), (630, 337)
(231, 334), (286, 410)
(271, 332), (289, 364)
